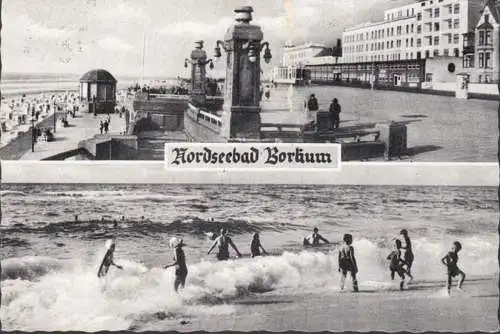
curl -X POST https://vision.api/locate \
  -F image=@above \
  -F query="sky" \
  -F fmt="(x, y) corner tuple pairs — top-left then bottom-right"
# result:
(2, 0), (414, 78)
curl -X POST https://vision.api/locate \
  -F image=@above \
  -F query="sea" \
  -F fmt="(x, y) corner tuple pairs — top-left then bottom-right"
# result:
(1, 183), (498, 331)
(1, 72), (178, 97)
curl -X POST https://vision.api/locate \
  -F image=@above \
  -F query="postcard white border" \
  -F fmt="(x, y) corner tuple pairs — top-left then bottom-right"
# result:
(1, 161), (497, 186)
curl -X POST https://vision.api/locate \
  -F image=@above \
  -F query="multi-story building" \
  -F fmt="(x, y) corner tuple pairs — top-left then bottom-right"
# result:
(463, 0), (500, 82)
(342, 0), (484, 63)
(273, 41), (342, 84)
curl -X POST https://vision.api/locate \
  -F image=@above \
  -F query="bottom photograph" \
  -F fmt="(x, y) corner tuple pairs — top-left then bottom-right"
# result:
(1, 183), (497, 332)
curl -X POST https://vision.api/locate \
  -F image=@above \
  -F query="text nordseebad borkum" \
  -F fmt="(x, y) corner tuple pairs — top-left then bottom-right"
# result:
(169, 147), (334, 166)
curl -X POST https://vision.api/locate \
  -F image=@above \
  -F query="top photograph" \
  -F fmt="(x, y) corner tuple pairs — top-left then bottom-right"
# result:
(1, 0), (497, 162)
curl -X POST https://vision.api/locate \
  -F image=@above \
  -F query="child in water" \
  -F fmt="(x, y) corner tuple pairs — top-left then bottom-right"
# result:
(250, 232), (267, 257)
(164, 237), (188, 293)
(400, 229), (414, 277)
(441, 241), (466, 295)
(387, 239), (413, 290)
(338, 233), (359, 292)
(97, 239), (123, 278)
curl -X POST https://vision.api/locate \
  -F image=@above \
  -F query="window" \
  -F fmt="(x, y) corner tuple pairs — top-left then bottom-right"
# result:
(485, 52), (491, 68)
(478, 75), (482, 83)
(391, 27), (394, 36)
(433, 49), (439, 56)
(434, 22), (440, 31)
(448, 34), (452, 44)
(454, 48), (459, 57)
(448, 5), (452, 14)
(435, 8), (440, 17)
(387, 41), (390, 48)
(454, 19), (459, 29)
(417, 12), (422, 20)
(410, 52), (413, 58)
(463, 55), (474, 68)
(412, 9), (414, 16)
(479, 30), (485, 45)
(425, 50), (430, 58)
(486, 30), (492, 45)
(444, 49), (449, 56)
(434, 36), (440, 45)
(448, 20), (452, 29)
(406, 38), (409, 47)
(411, 38), (414, 47)
(479, 52), (484, 68)
(417, 25), (421, 33)
(485, 14), (490, 22)
(453, 34), (459, 44)
(406, 25), (409, 34)
(429, 38), (433, 46)
(454, 4), (459, 14)
(417, 51), (421, 59)
(411, 24), (414, 33)
(417, 38), (422, 47)
(391, 40), (394, 48)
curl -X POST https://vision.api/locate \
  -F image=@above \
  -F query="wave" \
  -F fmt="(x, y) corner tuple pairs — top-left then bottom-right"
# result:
(0, 190), (28, 197)
(1, 235), (496, 331)
(0, 216), (272, 239)
(2, 256), (69, 281)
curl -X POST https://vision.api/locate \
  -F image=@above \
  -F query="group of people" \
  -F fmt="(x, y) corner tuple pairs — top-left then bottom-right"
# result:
(304, 228), (466, 295)
(98, 227), (466, 296)
(306, 94), (342, 130)
(98, 115), (112, 135)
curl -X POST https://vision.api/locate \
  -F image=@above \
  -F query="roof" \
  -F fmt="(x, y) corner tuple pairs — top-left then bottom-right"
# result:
(80, 69), (117, 83)
(482, 0), (500, 27)
(477, 21), (494, 29)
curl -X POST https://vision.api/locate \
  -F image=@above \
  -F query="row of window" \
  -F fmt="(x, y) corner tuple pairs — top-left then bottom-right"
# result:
(344, 19), (460, 44)
(344, 48), (460, 63)
(384, 2), (460, 21)
(345, 34), (460, 53)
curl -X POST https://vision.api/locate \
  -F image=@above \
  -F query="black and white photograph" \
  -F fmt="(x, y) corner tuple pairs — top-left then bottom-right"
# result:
(0, 0), (499, 333)
(0, 0), (498, 162)
(1, 183), (498, 331)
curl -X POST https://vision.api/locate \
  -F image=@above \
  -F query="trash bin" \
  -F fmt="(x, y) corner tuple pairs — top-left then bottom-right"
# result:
(388, 122), (407, 158)
(316, 111), (330, 132)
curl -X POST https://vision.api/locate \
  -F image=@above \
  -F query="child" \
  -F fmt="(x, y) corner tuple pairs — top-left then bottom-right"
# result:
(400, 229), (414, 277)
(338, 233), (359, 292)
(97, 239), (123, 278)
(441, 241), (466, 295)
(164, 238), (188, 292)
(251, 232), (267, 257)
(387, 239), (413, 290)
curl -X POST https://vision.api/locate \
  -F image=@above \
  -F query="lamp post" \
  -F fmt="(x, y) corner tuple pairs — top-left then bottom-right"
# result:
(184, 40), (214, 107)
(53, 101), (57, 133)
(211, 6), (272, 140)
(31, 118), (36, 152)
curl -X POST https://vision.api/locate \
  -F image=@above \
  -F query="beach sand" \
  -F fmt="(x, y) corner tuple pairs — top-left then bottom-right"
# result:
(151, 276), (498, 332)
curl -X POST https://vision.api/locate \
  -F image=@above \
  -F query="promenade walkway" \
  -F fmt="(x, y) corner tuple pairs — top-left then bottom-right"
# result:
(20, 111), (126, 160)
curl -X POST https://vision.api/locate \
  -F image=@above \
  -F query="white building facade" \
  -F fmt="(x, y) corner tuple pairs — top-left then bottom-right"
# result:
(342, 0), (484, 63)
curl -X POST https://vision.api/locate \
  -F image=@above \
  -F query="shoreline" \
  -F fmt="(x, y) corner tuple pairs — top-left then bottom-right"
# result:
(155, 275), (498, 332)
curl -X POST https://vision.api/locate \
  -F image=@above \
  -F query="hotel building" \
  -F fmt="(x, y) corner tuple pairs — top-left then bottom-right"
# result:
(342, 0), (484, 63)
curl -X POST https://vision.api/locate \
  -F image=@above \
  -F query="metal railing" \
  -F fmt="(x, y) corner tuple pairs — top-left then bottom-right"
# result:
(186, 103), (222, 128)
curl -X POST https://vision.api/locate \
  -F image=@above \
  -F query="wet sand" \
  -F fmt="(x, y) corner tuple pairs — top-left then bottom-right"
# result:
(155, 276), (498, 332)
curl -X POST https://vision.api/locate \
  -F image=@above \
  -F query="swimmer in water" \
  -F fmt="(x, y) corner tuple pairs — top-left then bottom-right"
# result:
(97, 239), (123, 278)
(387, 239), (413, 290)
(441, 241), (466, 295)
(164, 238), (188, 292)
(338, 233), (359, 292)
(250, 232), (267, 257)
(303, 227), (330, 246)
(400, 229), (414, 277)
(208, 228), (242, 260)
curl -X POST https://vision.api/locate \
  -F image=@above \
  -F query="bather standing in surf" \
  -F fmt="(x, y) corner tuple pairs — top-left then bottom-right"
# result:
(208, 228), (242, 260)
(97, 239), (123, 278)
(164, 238), (188, 292)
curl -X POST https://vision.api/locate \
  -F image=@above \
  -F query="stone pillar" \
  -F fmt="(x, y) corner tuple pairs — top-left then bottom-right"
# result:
(220, 6), (263, 141)
(455, 73), (469, 99)
(190, 41), (207, 107)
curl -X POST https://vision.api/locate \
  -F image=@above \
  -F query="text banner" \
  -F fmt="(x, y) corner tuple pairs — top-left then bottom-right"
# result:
(165, 143), (341, 170)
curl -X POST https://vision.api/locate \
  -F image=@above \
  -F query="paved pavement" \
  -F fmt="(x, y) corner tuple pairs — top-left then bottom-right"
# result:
(20, 111), (126, 160)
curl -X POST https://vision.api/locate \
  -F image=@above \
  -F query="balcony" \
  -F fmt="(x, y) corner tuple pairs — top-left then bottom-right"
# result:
(462, 45), (474, 54)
